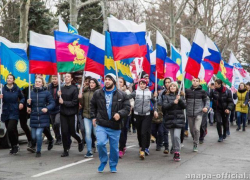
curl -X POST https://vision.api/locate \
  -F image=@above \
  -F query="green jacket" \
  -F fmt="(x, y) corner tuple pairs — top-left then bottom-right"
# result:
(79, 86), (100, 119)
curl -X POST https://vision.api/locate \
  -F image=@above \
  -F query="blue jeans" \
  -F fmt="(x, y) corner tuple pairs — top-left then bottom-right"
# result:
(84, 118), (96, 152)
(96, 125), (121, 168)
(237, 112), (247, 128)
(31, 128), (44, 152)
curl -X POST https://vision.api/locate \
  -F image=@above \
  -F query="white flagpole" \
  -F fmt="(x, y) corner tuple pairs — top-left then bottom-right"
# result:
(0, 84), (2, 116)
(155, 71), (158, 101)
(139, 57), (144, 80)
(115, 61), (120, 89)
(28, 74), (31, 99)
(79, 71), (85, 94)
(57, 73), (61, 92)
(178, 71), (186, 95)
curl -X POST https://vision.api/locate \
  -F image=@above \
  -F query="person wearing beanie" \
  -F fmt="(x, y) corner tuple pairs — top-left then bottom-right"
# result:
(162, 82), (186, 161)
(90, 73), (130, 173)
(128, 78), (158, 160)
(78, 78), (101, 158)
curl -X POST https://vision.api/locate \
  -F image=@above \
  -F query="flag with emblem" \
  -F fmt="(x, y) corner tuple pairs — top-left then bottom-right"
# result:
(1, 43), (29, 89)
(54, 31), (89, 73)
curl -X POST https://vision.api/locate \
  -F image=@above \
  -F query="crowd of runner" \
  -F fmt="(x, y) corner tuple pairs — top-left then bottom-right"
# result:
(2, 71), (249, 173)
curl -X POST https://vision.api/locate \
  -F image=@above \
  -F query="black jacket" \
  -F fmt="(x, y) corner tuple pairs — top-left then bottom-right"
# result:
(60, 84), (79, 116)
(90, 88), (131, 130)
(162, 93), (186, 129)
(210, 85), (234, 112)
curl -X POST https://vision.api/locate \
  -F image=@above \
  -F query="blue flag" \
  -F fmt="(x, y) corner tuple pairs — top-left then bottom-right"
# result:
(1, 43), (29, 89)
(68, 23), (78, 35)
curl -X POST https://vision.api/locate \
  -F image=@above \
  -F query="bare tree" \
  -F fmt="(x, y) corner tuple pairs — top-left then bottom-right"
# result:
(19, 0), (30, 44)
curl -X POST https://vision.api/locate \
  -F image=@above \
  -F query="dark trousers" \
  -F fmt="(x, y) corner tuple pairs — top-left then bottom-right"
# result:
(151, 122), (163, 147)
(135, 114), (152, 151)
(230, 105), (236, 123)
(119, 116), (130, 151)
(5, 120), (18, 147)
(215, 111), (229, 137)
(43, 127), (53, 141)
(50, 113), (61, 141)
(19, 114), (32, 142)
(130, 110), (136, 131)
(61, 114), (81, 151)
(163, 126), (169, 148)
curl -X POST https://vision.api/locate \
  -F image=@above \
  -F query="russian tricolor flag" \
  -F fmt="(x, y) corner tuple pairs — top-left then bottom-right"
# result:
(29, 31), (57, 75)
(185, 29), (206, 78)
(201, 61), (214, 83)
(156, 31), (167, 79)
(85, 29), (105, 77)
(165, 57), (179, 81)
(120, 20), (147, 57)
(204, 36), (221, 74)
(142, 33), (153, 76)
(108, 18), (142, 61)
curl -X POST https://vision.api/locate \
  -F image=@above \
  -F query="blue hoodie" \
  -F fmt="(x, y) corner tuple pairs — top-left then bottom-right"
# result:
(103, 86), (116, 120)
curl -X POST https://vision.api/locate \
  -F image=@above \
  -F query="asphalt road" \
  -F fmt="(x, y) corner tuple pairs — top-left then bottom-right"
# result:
(1, 123), (250, 180)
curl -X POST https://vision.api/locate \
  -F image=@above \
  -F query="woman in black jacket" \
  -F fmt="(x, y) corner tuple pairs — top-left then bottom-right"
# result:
(27, 77), (55, 157)
(58, 73), (83, 157)
(0, 74), (25, 155)
(162, 82), (186, 162)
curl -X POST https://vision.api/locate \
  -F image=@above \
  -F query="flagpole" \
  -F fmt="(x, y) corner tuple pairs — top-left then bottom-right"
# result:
(79, 70), (85, 94)
(115, 61), (120, 89)
(178, 71), (185, 95)
(155, 71), (158, 101)
(0, 84), (2, 117)
(139, 57), (144, 80)
(28, 74), (31, 100)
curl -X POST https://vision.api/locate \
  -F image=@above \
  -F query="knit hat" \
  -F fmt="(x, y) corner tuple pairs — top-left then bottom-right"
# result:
(169, 82), (179, 92)
(105, 73), (116, 85)
(139, 78), (147, 85)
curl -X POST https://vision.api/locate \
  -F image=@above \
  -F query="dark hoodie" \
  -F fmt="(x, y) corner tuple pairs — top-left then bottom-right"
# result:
(60, 84), (79, 116)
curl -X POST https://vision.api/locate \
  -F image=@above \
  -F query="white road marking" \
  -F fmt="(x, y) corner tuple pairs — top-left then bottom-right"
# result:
(32, 145), (136, 178)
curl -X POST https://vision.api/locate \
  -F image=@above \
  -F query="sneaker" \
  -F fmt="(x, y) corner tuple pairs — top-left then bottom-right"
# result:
(12, 145), (19, 155)
(36, 152), (41, 158)
(184, 130), (188, 137)
(236, 127), (241, 131)
(181, 143), (184, 147)
(163, 148), (169, 154)
(27, 146), (36, 153)
(173, 152), (181, 161)
(98, 163), (106, 173)
(218, 137), (223, 142)
(55, 139), (62, 145)
(227, 130), (230, 136)
(48, 139), (54, 151)
(139, 151), (145, 160)
(170, 147), (174, 154)
(110, 166), (117, 173)
(85, 151), (93, 158)
(78, 141), (84, 152)
(199, 140), (204, 144)
(151, 135), (156, 143)
(156, 146), (161, 151)
(193, 145), (198, 152)
(119, 151), (123, 159)
(61, 150), (69, 157)
(145, 148), (150, 156)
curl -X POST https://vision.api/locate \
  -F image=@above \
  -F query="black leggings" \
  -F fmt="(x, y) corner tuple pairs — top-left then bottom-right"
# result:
(19, 114), (32, 142)
(119, 116), (129, 151)
(135, 114), (152, 151)
(61, 114), (81, 151)
(5, 120), (18, 147)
